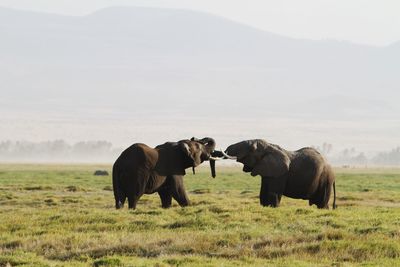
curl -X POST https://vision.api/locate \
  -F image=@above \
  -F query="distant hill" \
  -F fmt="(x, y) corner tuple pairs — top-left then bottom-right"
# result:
(0, 6), (399, 154)
(1, 6), (398, 115)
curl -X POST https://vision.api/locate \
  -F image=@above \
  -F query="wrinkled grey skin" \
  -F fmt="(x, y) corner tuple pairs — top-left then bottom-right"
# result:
(225, 139), (336, 209)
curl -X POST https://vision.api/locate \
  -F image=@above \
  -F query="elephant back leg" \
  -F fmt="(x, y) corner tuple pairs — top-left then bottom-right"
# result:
(310, 166), (334, 209)
(127, 168), (150, 209)
(170, 175), (190, 207)
(309, 186), (328, 209)
(115, 193), (126, 209)
(310, 183), (332, 209)
(113, 179), (126, 209)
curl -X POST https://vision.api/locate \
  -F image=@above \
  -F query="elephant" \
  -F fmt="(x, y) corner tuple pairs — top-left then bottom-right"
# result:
(112, 137), (222, 209)
(224, 139), (336, 209)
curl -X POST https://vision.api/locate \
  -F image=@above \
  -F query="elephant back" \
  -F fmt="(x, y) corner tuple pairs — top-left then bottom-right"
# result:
(116, 143), (158, 170)
(285, 148), (325, 198)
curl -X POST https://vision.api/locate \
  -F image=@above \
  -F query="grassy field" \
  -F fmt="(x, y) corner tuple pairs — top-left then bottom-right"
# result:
(0, 164), (399, 266)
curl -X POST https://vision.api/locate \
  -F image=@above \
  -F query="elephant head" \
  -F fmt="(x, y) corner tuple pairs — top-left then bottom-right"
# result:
(225, 139), (291, 178)
(155, 137), (222, 177)
(187, 137), (221, 178)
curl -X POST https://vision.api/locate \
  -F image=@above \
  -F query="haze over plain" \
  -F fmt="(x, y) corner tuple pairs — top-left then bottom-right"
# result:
(0, 5), (399, 160)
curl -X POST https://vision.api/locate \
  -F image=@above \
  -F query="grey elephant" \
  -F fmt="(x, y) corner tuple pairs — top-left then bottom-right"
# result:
(224, 139), (336, 209)
(112, 137), (223, 209)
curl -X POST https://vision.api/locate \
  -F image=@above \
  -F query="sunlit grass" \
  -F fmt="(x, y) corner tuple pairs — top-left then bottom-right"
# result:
(0, 164), (399, 266)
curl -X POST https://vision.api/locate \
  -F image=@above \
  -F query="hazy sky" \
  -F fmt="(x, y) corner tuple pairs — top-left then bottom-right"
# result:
(0, 0), (399, 46)
(1, 0), (399, 161)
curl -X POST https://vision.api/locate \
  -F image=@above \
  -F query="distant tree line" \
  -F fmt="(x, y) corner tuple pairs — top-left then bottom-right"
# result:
(314, 143), (400, 166)
(372, 147), (400, 166)
(0, 140), (120, 162)
(0, 140), (399, 165)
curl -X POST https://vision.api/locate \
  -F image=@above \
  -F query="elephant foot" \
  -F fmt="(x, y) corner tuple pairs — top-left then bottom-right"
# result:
(262, 202), (280, 208)
(159, 190), (172, 208)
(260, 194), (281, 207)
(115, 202), (123, 209)
(128, 197), (139, 209)
(173, 194), (190, 207)
(115, 199), (125, 209)
(178, 201), (190, 207)
(309, 199), (329, 209)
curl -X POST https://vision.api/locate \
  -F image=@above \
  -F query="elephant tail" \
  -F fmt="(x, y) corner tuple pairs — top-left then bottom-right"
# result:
(332, 181), (337, 209)
(112, 162), (126, 209)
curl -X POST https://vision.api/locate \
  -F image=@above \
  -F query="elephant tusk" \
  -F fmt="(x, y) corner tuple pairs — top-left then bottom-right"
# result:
(221, 151), (237, 160)
(208, 156), (222, 161)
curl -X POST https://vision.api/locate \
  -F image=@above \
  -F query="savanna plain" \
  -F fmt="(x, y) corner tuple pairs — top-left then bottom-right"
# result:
(0, 164), (399, 266)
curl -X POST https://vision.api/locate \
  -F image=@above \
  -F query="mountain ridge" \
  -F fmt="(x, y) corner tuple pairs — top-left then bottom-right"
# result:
(0, 6), (398, 118)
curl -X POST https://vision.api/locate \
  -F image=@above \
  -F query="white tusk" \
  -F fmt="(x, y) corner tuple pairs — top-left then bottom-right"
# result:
(209, 156), (222, 161)
(221, 151), (237, 160)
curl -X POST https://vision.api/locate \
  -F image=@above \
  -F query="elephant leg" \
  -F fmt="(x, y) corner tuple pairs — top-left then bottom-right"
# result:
(113, 170), (127, 209)
(115, 197), (126, 209)
(127, 171), (149, 210)
(127, 195), (142, 209)
(114, 187), (126, 209)
(275, 194), (282, 207)
(266, 193), (281, 207)
(309, 183), (330, 209)
(158, 187), (172, 208)
(260, 177), (270, 206)
(260, 177), (283, 207)
(318, 181), (332, 209)
(170, 175), (190, 207)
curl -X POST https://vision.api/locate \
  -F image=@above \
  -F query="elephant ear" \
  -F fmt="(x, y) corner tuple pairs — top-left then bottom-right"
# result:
(251, 146), (290, 178)
(180, 141), (202, 167)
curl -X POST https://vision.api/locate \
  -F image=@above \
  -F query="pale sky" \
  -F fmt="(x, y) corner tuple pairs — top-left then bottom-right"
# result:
(0, 0), (399, 46)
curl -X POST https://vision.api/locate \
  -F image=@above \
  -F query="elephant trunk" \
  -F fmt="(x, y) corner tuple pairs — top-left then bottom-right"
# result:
(199, 137), (216, 178)
(190, 137), (218, 177)
(225, 141), (255, 160)
(225, 143), (242, 157)
(209, 159), (216, 178)
(202, 138), (216, 178)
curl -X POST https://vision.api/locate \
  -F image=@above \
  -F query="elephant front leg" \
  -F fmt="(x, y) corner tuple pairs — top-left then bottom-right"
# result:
(260, 177), (282, 207)
(268, 194), (282, 207)
(170, 175), (190, 207)
(158, 187), (172, 208)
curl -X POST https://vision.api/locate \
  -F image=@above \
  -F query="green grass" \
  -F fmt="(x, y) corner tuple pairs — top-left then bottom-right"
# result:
(0, 164), (399, 266)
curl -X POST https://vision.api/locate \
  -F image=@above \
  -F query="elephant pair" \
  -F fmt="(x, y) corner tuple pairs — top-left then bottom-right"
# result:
(112, 138), (336, 210)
